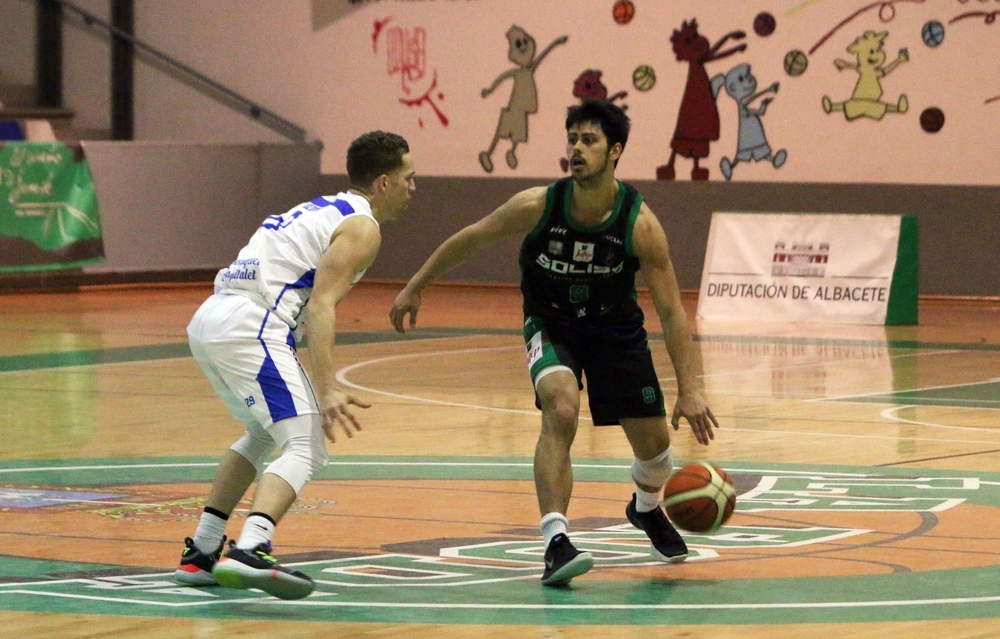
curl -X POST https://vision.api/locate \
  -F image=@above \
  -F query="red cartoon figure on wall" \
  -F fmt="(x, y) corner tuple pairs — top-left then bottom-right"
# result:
(657, 19), (746, 181)
(573, 69), (628, 106)
(560, 70), (628, 171)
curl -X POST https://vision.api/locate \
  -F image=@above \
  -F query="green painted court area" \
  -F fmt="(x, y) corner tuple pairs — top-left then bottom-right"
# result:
(3, 457), (1000, 625)
(3, 560), (1000, 625)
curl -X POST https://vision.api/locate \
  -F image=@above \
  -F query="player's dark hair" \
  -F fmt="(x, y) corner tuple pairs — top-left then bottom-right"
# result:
(347, 131), (410, 188)
(565, 99), (631, 152)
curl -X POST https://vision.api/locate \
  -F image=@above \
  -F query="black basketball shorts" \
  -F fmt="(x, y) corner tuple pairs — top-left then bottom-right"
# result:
(523, 315), (666, 425)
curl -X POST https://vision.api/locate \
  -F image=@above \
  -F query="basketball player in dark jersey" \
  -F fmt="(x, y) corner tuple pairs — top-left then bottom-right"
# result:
(390, 100), (718, 587)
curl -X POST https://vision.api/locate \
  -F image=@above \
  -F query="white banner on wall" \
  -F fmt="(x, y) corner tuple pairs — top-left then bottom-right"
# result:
(697, 213), (917, 325)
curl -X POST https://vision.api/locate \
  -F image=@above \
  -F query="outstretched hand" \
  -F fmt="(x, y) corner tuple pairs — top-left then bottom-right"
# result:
(670, 390), (719, 446)
(320, 390), (371, 443)
(389, 288), (422, 333)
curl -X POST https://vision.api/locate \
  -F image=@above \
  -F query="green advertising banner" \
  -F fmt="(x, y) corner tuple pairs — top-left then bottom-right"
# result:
(0, 142), (104, 272)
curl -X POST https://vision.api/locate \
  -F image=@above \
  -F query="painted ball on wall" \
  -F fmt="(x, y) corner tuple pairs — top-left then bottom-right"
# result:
(613, 0), (635, 25)
(784, 50), (808, 77)
(920, 107), (945, 133)
(632, 65), (656, 91)
(753, 12), (776, 37)
(921, 20), (945, 47)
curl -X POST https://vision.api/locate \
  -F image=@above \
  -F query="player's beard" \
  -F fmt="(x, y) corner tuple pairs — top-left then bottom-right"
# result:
(572, 151), (611, 186)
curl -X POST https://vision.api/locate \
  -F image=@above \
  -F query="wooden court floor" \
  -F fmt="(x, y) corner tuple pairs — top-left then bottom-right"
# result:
(2, 282), (1000, 638)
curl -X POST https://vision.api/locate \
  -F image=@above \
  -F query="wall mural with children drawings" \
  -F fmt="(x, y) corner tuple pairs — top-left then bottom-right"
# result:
(821, 30), (910, 120)
(949, 5), (1000, 105)
(718, 63), (787, 181)
(478, 27), (568, 173)
(371, 15), (450, 129)
(559, 69), (630, 172)
(656, 20), (747, 181)
(305, 0), (999, 185)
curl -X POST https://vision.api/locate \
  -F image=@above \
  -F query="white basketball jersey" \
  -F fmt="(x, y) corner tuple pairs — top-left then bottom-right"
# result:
(214, 191), (377, 329)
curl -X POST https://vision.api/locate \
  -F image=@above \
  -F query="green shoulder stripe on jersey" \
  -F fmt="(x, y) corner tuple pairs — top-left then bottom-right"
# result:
(527, 182), (559, 239)
(624, 189), (644, 257)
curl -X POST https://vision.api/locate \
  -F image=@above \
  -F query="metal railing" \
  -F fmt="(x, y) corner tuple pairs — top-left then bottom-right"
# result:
(31, 0), (308, 142)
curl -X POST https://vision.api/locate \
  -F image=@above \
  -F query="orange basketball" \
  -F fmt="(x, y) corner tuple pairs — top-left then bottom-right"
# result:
(662, 462), (736, 533)
(613, 0), (635, 25)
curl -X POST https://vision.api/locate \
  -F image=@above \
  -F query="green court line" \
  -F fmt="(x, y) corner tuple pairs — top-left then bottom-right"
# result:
(837, 380), (1000, 408)
(0, 343), (193, 372)
(0, 330), (489, 373)
(3, 330), (998, 374)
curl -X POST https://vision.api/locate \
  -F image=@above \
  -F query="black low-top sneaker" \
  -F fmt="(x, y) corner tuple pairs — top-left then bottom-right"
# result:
(212, 541), (315, 600)
(174, 536), (225, 586)
(540, 533), (594, 587)
(626, 494), (689, 563)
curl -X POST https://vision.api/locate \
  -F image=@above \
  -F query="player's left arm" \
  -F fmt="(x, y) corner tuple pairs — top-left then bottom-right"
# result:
(632, 203), (718, 445)
(306, 215), (381, 443)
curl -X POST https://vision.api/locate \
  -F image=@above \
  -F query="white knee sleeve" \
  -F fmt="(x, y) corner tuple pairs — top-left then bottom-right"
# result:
(229, 426), (276, 475)
(263, 414), (329, 495)
(631, 445), (674, 489)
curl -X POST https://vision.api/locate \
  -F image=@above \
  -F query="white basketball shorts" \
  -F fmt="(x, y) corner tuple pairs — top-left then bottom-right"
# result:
(187, 293), (318, 429)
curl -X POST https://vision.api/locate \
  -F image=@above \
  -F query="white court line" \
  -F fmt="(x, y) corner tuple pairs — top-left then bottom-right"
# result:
(0, 460), (904, 477)
(881, 406), (1000, 433)
(0, 462), (217, 474)
(335, 346), (1000, 443)
(815, 377), (1000, 403)
(4, 583), (1000, 612)
(0, 589), (261, 608)
(0, 497), (173, 507)
(3, 555), (1000, 612)
(335, 345), (555, 418)
(0, 460), (918, 478)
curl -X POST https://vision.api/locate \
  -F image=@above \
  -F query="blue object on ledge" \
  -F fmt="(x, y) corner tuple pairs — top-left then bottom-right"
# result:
(0, 120), (25, 140)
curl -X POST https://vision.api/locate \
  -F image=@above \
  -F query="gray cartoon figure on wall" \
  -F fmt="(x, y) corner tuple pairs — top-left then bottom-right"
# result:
(479, 26), (568, 173)
(716, 63), (786, 181)
(822, 30), (909, 120)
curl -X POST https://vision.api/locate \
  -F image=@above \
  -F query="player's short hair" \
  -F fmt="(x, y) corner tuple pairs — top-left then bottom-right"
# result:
(347, 131), (410, 188)
(565, 99), (631, 151)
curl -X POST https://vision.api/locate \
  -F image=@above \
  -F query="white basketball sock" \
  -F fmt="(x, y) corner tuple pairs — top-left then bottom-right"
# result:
(634, 486), (661, 513)
(236, 514), (276, 550)
(192, 510), (228, 553)
(540, 512), (569, 547)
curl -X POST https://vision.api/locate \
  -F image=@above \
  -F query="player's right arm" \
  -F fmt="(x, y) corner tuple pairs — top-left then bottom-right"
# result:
(389, 186), (546, 333)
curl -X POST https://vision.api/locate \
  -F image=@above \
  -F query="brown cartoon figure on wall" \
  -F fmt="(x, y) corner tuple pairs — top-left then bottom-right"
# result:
(657, 19), (747, 181)
(479, 26), (568, 173)
(717, 63), (786, 181)
(822, 30), (909, 120)
(560, 69), (628, 171)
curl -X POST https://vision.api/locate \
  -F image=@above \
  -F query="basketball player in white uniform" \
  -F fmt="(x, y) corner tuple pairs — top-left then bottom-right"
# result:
(174, 131), (416, 600)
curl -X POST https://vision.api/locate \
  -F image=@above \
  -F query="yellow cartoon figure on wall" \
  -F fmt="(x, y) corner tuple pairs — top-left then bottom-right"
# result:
(822, 30), (909, 121)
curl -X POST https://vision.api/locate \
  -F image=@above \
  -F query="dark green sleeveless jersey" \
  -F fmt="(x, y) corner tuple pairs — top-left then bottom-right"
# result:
(519, 177), (645, 326)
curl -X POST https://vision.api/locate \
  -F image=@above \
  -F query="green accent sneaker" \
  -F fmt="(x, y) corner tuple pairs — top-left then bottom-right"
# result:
(212, 541), (315, 600)
(174, 536), (225, 586)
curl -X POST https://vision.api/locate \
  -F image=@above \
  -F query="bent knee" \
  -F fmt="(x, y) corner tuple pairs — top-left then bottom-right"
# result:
(264, 432), (328, 494)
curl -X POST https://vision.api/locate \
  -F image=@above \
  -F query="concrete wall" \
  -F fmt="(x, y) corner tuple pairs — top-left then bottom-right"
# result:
(318, 175), (1000, 297)
(80, 142), (320, 273)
